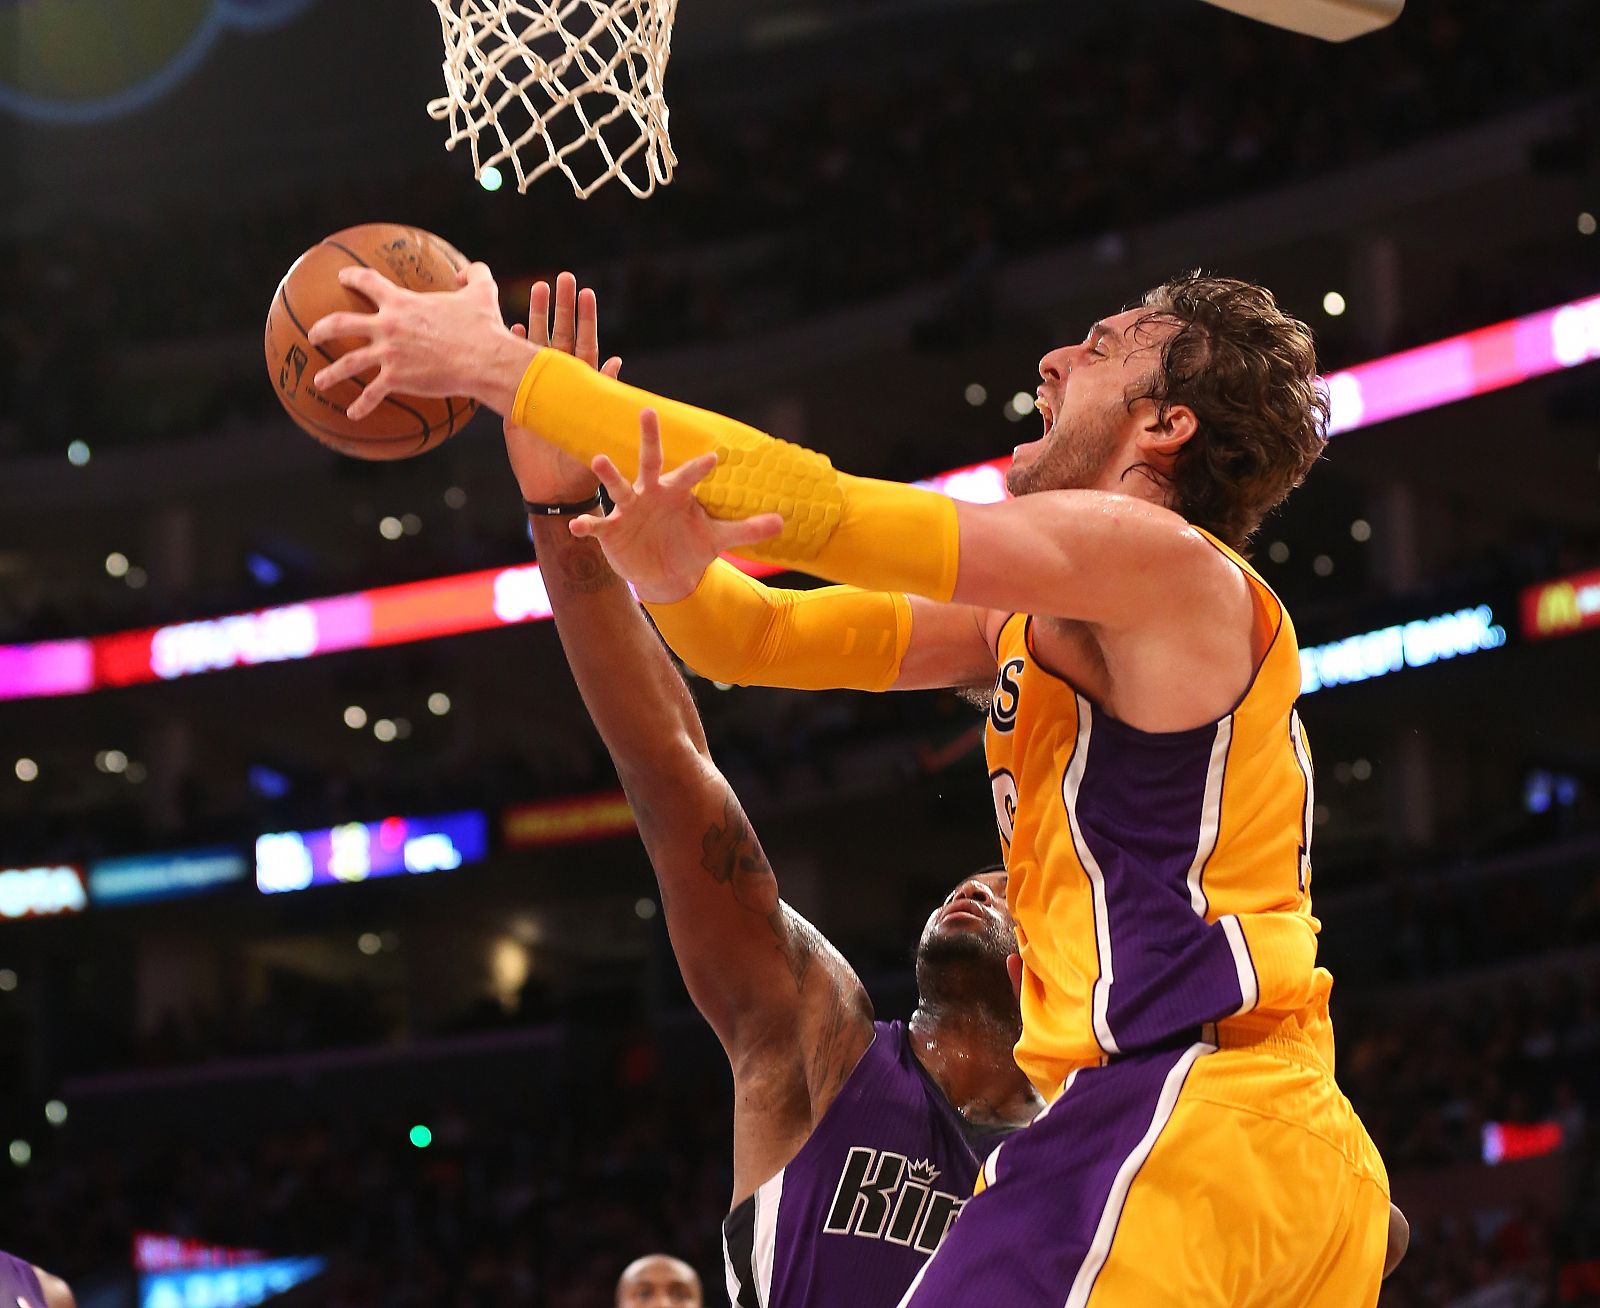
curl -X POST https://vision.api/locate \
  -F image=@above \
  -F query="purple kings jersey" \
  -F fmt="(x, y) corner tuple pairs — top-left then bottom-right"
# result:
(0, 1253), (45, 1308)
(722, 1021), (1008, 1308)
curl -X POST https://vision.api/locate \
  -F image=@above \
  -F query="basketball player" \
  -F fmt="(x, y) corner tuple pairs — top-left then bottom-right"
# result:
(507, 275), (1041, 1308)
(0, 1251), (74, 1308)
(311, 265), (1392, 1304)
(615, 1253), (703, 1306)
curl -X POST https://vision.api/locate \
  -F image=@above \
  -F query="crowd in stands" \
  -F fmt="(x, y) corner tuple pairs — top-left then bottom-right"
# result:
(1341, 962), (1598, 1172)
(0, 663), (979, 874)
(1325, 842), (1600, 989)
(0, 1026), (734, 1308)
(1343, 962), (1600, 1307)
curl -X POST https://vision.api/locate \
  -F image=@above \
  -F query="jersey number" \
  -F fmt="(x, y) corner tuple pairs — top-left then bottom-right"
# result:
(990, 769), (1017, 852)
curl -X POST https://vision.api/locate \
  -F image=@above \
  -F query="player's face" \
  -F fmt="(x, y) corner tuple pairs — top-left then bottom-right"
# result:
(1007, 307), (1174, 497)
(616, 1258), (702, 1307)
(917, 870), (1015, 966)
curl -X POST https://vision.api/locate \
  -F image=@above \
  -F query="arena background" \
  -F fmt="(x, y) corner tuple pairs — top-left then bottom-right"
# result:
(1, 0), (1598, 1303)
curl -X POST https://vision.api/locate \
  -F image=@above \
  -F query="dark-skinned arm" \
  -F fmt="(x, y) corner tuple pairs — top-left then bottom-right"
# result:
(526, 411), (874, 1198)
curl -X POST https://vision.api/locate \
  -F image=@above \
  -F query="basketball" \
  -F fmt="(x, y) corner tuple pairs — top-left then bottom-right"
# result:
(264, 223), (478, 460)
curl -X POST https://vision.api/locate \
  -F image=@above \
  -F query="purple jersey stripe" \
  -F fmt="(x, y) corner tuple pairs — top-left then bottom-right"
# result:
(898, 1042), (1208, 1308)
(1064, 696), (1250, 1050)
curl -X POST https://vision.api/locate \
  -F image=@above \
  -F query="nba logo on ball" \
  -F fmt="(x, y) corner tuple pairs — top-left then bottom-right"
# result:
(280, 345), (310, 399)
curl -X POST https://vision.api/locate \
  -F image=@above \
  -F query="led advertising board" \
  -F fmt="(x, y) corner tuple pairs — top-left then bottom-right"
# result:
(89, 847), (248, 908)
(0, 865), (88, 920)
(139, 1258), (326, 1308)
(1521, 567), (1600, 642)
(1299, 605), (1506, 696)
(502, 792), (637, 849)
(255, 811), (488, 895)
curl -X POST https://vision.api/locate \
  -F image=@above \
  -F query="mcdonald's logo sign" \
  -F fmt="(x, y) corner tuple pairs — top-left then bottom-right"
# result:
(1522, 569), (1600, 641)
(1536, 584), (1581, 634)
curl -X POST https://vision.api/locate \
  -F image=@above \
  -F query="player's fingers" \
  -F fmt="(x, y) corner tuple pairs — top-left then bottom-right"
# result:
(312, 347), (383, 394)
(307, 311), (378, 348)
(576, 287), (600, 368)
(567, 511), (608, 539)
(344, 375), (390, 423)
(601, 356), (623, 379)
(510, 323), (527, 340)
(527, 280), (552, 348)
(714, 513), (785, 552)
(664, 450), (720, 493)
(551, 272), (578, 354)
(636, 411), (664, 490)
(462, 261), (501, 308)
(336, 266), (401, 306)
(591, 454), (634, 505)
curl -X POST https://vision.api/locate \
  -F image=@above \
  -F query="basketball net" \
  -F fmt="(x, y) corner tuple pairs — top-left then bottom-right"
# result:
(428, 0), (678, 200)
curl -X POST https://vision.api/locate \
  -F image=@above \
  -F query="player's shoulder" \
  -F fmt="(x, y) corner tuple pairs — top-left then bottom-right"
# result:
(1182, 526), (1288, 622)
(1129, 509), (1257, 619)
(1055, 492), (1236, 569)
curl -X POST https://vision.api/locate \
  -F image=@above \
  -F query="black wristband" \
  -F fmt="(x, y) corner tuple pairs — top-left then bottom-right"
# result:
(524, 491), (603, 518)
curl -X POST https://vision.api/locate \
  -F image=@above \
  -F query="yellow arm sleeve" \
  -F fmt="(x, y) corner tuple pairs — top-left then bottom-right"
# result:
(644, 559), (913, 692)
(512, 349), (961, 602)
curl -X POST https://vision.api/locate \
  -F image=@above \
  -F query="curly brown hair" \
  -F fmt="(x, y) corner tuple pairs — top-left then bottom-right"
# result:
(1126, 273), (1329, 554)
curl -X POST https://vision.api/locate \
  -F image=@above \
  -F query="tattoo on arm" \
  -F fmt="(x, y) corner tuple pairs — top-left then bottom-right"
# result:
(701, 793), (816, 991)
(693, 793), (871, 1115)
(805, 964), (863, 1100)
(551, 540), (622, 596)
(770, 907), (821, 993)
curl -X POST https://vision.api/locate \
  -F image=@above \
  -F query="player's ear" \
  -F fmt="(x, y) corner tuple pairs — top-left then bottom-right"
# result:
(1134, 401), (1197, 465)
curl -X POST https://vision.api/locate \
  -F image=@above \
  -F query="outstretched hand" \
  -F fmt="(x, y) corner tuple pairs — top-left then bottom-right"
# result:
(505, 271), (622, 505)
(569, 412), (784, 604)
(308, 262), (532, 420)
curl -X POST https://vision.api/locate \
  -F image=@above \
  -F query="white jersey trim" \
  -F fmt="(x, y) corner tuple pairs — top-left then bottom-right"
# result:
(1185, 717), (1234, 917)
(752, 1166), (783, 1306)
(1220, 914), (1260, 1016)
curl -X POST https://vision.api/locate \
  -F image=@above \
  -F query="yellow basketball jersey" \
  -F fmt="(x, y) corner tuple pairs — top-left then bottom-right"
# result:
(984, 530), (1334, 1096)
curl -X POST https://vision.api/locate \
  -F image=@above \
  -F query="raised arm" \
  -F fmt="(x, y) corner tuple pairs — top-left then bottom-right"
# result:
(533, 492), (870, 1051)
(531, 449), (873, 1192)
(505, 279), (873, 1198)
